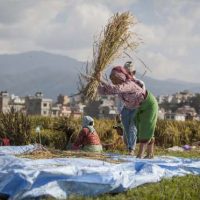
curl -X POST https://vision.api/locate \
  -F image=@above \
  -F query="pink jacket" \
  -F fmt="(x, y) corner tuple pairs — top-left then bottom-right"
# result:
(98, 80), (146, 109)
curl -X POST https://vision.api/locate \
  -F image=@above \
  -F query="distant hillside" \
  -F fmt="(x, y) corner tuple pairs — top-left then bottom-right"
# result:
(0, 51), (199, 99)
(142, 76), (200, 96)
(0, 51), (84, 98)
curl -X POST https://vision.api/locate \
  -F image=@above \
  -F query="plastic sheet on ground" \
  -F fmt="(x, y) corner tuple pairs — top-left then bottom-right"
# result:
(0, 144), (38, 155)
(0, 145), (200, 200)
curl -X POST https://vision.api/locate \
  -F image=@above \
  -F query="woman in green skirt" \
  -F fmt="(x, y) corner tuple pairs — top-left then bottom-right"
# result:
(98, 66), (158, 158)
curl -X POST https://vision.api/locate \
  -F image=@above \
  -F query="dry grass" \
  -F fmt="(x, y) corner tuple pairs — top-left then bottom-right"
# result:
(79, 11), (139, 100)
(19, 149), (123, 164)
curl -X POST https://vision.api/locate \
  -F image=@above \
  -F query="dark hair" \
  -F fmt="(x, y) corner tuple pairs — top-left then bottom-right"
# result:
(89, 121), (94, 126)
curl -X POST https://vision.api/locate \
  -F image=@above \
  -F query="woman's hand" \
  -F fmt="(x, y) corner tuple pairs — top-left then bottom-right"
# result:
(99, 80), (107, 86)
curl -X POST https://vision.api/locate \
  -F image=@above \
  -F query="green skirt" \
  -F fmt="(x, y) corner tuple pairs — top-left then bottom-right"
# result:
(135, 91), (158, 142)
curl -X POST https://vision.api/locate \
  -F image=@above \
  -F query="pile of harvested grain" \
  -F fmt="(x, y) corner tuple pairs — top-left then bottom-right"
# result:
(19, 149), (123, 164)
(79, 11), (139, 100)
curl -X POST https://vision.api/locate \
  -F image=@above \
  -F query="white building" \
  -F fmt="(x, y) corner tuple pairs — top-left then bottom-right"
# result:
(0, 91), (10, 113)
(25, 92), (52, 116)
(165, 113), (185, 121)
(158, 109), (165, 120)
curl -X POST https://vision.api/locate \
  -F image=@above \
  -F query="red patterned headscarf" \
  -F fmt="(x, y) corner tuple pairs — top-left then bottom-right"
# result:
(110, 66), (133, 82)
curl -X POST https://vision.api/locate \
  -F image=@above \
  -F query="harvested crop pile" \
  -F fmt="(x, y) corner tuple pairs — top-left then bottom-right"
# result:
(79, 11), (139, 100)
(19, 149), (123, 164)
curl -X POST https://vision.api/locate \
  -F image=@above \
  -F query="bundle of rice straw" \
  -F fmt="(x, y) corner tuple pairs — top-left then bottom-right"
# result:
(78, 11), (139, 100)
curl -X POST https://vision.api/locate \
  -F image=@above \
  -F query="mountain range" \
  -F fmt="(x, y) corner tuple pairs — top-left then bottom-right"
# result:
(0, 51), (199, 99)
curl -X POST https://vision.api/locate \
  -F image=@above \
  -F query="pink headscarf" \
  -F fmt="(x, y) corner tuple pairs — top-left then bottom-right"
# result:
(110, 66), (133, 82)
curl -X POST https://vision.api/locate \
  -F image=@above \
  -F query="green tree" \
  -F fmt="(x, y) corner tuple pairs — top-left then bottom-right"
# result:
(190, 94), (200, 114)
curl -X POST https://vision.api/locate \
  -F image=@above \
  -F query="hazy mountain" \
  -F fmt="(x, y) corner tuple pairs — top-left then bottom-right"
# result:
(0, 51), (85, 98)
(0, 51), (199, 99)
(142, 76), (200, 96)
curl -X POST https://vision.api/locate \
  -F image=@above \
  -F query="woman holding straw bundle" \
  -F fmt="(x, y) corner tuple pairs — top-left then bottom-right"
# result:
(98, 66), (158, 158)
(116, 61), (146, 155)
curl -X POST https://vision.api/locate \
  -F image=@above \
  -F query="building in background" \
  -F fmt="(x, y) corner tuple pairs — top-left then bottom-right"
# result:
(176, 105), (197, 120)
(164, 112), (185, 121)
(59, 105), (72, 117)
(158, 108), (165, 120)
(0, 91), (10, 113)
(0, 91), (26, 113)
(84, 95), (118, 119)
(51, 104), (61, 117)
(25, 92), (52, 116)
(84, 100), (102, 118)
(57, 94), (70, 105)
(1, 90), (199, 120)
(10, 94), (26, 113)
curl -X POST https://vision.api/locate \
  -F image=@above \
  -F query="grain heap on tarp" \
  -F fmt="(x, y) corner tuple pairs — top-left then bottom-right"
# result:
(19, 149), (123, 164)
(79, 11), (139, 100)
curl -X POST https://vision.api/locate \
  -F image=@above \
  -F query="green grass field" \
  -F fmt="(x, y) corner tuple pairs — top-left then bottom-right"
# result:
(69, 149), (200, 200)
(67, 175), (200, 200)
(154, 147), (200, 158)
(42, 149), (200, 200)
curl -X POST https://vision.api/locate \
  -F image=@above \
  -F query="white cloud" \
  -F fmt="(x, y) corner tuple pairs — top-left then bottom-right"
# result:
(0, 0), (199, 83)
(130, 1), (200, 83)
(136, 23), (164, 45)
(0, 0), (112, 60)
(101, 0), (138, 8)
(0, 0), (35, 24)
(142, 52), (183, 79)
(0, 0), (68, 52)
(36, 2), (111, 51)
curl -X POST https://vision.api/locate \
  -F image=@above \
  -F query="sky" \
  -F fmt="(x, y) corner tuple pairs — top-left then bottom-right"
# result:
(0, 0), (200, 83)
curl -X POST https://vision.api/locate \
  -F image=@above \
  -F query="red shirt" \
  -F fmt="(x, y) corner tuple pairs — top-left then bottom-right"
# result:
(73, 128), (101, 148)
(2, 138), (10, 146)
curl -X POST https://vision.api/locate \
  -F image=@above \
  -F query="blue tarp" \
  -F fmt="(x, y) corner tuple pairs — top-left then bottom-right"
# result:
(0, 145), (200, 200)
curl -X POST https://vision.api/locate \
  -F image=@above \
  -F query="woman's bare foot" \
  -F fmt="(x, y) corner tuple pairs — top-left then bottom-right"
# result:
(145, 139), (155, 159)
(128, 149), (134, 156)
(136, 143), (147, 158)
(136, 154), (144, 159)
(144, 154), (154, 159)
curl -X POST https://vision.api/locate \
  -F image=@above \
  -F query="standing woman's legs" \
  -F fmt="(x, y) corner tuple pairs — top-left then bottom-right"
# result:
(121, 107), (137, 153)
(145, 138), (155, 158)
(129, 110), (137, 151)
(121, 107), (129, 147)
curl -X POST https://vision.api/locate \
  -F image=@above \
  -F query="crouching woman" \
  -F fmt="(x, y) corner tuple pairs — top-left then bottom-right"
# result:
(72, 116), (103, 152)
